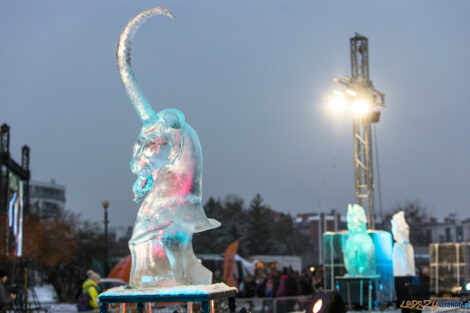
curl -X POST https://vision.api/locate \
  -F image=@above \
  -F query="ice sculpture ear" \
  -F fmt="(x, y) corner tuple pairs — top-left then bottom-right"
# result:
(157, 108), (185, 164)
(158, 108), (185, 129)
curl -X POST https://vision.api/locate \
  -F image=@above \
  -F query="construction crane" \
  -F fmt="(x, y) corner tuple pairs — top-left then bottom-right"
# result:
(328, 33), (385, 229)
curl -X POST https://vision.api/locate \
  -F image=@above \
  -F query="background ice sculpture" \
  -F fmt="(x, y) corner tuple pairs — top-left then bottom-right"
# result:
(344, 204), (376, 276)
(391, 211), (415, 276)
(117, 7), (221, 288)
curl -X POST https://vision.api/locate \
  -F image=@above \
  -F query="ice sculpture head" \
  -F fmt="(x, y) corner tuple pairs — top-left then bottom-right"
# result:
(391, 211), (409, 244)
(346, 204), (368, 234)
(131, 109), (184, 202)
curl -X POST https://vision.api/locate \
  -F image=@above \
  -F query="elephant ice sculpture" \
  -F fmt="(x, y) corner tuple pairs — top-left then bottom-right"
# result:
(344, 204), (376, 276)
(391, 211), (415, 276)
(117, 7), (221, 288)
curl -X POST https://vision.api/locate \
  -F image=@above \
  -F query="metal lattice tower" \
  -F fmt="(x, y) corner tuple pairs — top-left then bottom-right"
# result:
(349, 33), (384, 229)
(330, 34), (384, 229)
(351, 34), (374, 229)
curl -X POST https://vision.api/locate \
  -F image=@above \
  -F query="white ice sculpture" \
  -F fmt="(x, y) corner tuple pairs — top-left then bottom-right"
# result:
(391, 211), (415, 276)
(117, 7), (221, 288)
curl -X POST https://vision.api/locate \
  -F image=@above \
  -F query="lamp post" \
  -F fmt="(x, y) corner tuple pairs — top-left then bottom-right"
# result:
(102, 200), (109, 276)
(328, 33), (385, 230)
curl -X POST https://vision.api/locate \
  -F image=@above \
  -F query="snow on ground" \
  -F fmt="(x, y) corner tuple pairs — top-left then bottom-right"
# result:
(32, 284), (59, 303)
(43, 303), (78, 313)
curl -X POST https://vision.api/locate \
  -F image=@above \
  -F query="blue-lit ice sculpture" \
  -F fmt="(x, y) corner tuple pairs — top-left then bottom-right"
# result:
(391, 211), (415, 276)
(344, 204), (376, 276)
(117, 7), (221, 288)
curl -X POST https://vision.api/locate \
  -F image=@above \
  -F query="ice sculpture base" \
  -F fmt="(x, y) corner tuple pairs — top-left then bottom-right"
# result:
(336, 275), (382, 310)
(323, 230), (395, 304)
(98, 283), (238, 313)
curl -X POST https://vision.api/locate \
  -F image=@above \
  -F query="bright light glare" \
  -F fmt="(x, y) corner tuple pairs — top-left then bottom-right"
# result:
(309, 266), (315, 272)
(351, 99), (370, 115)
(466, 282), (470, 291)
(346, 89), (357, 96)
(329, 96), (348, 112)
(312, 299), (323, 313)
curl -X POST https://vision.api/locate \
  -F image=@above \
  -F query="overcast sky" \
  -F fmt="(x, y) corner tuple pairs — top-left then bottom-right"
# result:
(1, 1), (469, 227)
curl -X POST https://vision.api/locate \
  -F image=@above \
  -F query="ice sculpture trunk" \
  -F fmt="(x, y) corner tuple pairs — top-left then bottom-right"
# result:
(117, 8), (174, 124)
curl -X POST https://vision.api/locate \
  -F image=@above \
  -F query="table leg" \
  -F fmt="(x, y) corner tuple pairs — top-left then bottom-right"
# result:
(377, 281), (383, 311)
(360, 279), (363, 307)
(202, 301), (210, 313)
(100, 301), (108, 313)
(137, 302), (144, 313)
(203, 301), (211, 313)
(229, 296), (236, 313)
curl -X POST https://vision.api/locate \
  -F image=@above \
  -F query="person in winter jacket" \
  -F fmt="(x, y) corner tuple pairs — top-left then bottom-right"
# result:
(0, 270), (15, 310)
(78, 270), (101, 311)
(275, 268), (288, 297)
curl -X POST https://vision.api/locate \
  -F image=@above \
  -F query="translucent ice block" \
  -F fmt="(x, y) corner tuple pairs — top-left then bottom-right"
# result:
(116, 7), (220, 288)
(391, 211), (415, 276)
(343, 204), (376, 276)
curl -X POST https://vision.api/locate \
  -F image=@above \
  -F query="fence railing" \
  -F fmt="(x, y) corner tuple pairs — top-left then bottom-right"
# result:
(237, 296), (310, 313)
(103, 296), (311, 313)
(2, 295), (312, 313)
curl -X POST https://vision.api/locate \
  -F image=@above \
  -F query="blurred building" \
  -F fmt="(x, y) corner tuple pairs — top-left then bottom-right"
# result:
(294, 209), (345, 265)
(424, 214), (470, 243)
(30, 179), (66, 219)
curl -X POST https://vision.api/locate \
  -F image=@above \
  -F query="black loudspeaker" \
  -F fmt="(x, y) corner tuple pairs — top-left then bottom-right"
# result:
(308, 290), (346, 313)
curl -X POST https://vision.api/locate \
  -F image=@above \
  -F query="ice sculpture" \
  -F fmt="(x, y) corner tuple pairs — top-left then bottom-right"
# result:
(344, 204), (376, 276)
(391, 211), (415, 276)
(117, 7), (221, 288)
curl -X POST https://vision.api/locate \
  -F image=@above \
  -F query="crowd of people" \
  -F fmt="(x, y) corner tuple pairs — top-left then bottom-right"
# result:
(236, 267), (322, 298)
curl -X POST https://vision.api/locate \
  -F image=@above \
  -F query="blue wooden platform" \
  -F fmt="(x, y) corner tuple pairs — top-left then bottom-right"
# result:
(98, 283), (238, 313)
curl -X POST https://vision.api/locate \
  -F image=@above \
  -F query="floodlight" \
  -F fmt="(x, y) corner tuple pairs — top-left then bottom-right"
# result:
(351, 98), (370, 115)
(308, 290), (346, 313)
(313, 299), (323, 313)
(329, 95), (348, 112)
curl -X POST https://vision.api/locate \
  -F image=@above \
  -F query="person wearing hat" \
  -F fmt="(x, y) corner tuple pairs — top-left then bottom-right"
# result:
(77, 270), (101, 312)
(0, 270), (16, 310)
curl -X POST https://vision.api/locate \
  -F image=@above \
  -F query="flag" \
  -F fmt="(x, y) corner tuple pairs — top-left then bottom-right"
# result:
(223, 240), (239, 287)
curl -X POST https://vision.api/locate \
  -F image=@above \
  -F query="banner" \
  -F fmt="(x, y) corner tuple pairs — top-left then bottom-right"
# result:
(8, 173), (23, 257)
(223, 240), (239, 287)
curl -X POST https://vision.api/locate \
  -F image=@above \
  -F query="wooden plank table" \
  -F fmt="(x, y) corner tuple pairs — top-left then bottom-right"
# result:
(98, 283), (238, 313)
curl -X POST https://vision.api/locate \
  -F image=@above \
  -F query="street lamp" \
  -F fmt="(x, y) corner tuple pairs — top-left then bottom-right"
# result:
(102, 200), (110, 276)
(328, 33), (385, 230)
